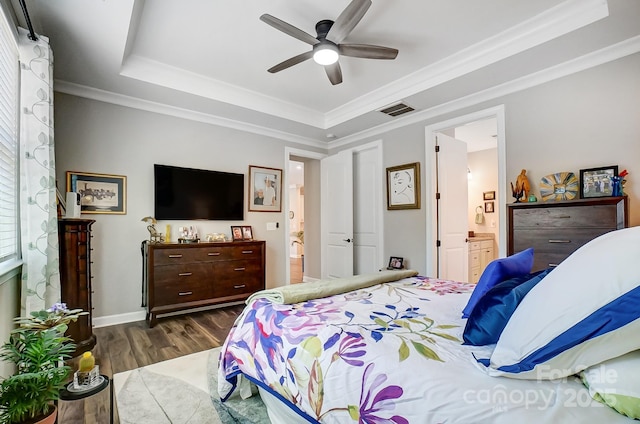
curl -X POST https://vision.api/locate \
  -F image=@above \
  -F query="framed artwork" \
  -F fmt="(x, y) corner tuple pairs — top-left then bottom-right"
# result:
(241, 225), (253, 240)
(66, 171), (126, 214)
(249, 165), (282, 212)
(388, 256), (404, 270)
(231, 226), (243, 241)
(485, 201), (495, 213)
(483, 191), (495, 200)
(579, 166), (618, 198)
(386, 162), (420, 210)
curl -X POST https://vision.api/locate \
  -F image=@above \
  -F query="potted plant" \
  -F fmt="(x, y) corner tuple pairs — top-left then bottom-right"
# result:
(0, 303), (87, 424)
(291, 230), (304, 272)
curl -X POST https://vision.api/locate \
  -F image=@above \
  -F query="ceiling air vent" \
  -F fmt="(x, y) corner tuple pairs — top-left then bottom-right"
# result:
(379, 102), (415, 117)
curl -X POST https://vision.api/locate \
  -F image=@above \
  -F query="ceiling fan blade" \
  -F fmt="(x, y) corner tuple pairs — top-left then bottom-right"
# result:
(267, 51), (314, 73)
(324, 62), (343, 85)
(339, 44), (398, 60)
(326, 0), (372, 44)
(260, 14), (319, 46)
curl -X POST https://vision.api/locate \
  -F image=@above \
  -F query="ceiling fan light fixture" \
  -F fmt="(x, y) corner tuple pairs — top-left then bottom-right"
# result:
(313, 42), (339, 65)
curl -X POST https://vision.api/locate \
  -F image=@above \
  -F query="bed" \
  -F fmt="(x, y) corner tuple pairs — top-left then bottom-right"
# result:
(218, 227), (640, 423)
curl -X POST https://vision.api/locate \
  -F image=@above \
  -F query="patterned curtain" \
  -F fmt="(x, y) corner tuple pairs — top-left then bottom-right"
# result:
(17, 28), (60, 314)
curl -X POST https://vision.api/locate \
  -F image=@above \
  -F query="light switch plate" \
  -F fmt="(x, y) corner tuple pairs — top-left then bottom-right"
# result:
(267, 222), (277, 231)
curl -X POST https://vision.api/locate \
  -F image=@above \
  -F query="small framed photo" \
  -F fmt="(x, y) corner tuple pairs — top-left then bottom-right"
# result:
(485, 201), (495, 213)
(388, 256), (404, 270)
(231, 226), (243, 241)
(483, 191), (495, 200)
(249, 165), (282, 212)
(386, 162), (420, 210)
(241, 226), (253, 240)
(579, 166), (618, 198)
(66, 171), (127, 214)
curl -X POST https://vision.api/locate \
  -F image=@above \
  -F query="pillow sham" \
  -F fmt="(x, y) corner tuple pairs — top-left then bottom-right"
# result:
(580, 350), (640, 419)
(481, 226), (640, 379)
(463, 267), (552, 346)
(461, 248), (534, 318)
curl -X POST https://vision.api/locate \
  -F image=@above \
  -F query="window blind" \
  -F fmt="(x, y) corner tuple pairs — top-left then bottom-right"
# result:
(0, 12), (19, 263)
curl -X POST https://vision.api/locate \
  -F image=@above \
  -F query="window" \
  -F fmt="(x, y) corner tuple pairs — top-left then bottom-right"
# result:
(0, 10), (19, 264)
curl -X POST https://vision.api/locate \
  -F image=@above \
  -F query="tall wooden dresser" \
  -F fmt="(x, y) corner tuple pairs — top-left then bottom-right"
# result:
(58, 218), (97, 356)
(144, 241), (266, 327)
(508, 196), (628, 272)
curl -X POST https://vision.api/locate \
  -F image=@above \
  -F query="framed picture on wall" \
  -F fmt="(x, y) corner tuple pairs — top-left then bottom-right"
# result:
(484, 201), (495, 213)
(483, 191), (495, 200)
(386, 162), (420, 210)
(249, 165), (283, 212)
(66, 171), (127, 214)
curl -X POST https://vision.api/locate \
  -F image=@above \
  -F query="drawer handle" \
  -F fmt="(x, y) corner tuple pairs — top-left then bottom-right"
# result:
(556, 215), (571, 219)
(548, 263), (560, 267)
(168, 254), (183, 258)
(548, 240), (571, 244)
(208, 252), (221, 256)
(234, 284), (246, 289)
(234, 267), (246, 271)
(241, 250), (253, 254)
(178, 291), (193, 296)
(178, 272), (193, 276)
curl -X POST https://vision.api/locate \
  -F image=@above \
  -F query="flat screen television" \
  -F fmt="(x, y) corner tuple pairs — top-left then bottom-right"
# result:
(154, 164), (244, 220)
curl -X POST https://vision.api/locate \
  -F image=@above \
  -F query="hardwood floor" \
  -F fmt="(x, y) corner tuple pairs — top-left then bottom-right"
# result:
(58, 304), (245, 423)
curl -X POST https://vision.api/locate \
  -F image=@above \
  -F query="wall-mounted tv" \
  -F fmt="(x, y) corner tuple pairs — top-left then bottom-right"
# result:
(154, 164), (244, 220)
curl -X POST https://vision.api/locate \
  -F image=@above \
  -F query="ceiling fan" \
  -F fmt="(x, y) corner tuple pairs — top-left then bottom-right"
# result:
(260, 0), (398, 85)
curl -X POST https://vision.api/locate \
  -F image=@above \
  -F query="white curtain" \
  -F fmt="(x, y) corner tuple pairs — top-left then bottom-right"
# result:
(17, 28), (60, 314)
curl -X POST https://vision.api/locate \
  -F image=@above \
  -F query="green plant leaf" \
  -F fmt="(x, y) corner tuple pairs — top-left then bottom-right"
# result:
(411, 340), (443, 362)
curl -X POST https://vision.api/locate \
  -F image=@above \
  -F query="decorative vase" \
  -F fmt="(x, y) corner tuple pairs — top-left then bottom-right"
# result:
(24, 405), (57, 424)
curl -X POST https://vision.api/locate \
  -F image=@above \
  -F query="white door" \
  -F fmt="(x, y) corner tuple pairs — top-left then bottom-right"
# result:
(353, 145), (382, 274)
(321, 150), (354, 278)
(437, 133), (469, 281)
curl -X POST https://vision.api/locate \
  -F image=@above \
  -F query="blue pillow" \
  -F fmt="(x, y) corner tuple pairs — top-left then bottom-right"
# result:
(463, 268), (553, 346)
(461, 248), (534, 318)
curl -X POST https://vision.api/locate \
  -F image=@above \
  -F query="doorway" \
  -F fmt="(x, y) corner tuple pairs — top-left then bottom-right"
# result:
(288, 160), (305, 283)
(425, 106), (506, 279)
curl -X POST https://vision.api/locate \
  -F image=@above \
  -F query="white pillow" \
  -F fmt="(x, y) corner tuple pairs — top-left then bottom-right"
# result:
(581, 350), (640, 419)
(481, 226), (640, 379)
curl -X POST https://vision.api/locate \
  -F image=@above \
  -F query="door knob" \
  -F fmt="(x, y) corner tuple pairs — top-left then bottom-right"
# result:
(343, 238), (353, 243)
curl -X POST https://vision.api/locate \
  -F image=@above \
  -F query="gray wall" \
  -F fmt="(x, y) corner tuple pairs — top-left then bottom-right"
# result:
(52, 52), (639, 322)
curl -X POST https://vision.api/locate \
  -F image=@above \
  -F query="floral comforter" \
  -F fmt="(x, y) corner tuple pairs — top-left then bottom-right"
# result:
(218, 277), (475, 423)
(217, 276), (631, 424)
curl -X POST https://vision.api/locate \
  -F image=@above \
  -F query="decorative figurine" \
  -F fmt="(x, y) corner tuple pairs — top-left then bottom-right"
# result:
(515, 169), (531, 199)
(141, 216), (164, 243)
(510, 181), (524, 203)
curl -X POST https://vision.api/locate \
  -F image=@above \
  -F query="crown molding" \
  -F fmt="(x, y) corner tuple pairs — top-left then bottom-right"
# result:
(329, 35), (640, 149)
(324, 0), (609, 127)
(54, 80), (327, 149)
(120, 54), (326, 128)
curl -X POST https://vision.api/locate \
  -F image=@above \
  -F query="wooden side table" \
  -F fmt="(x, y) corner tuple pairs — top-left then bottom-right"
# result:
(58, 375), (113, 424)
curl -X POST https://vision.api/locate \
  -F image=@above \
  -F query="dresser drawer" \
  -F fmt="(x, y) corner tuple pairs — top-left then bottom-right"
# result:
(512, 205), (618, 229)
(213, 274), (263, 298)
(513, 228), (614, 256)
(153, 263), (211, 286)
(154, 281), (212, 306)
(469, 251), (481, 267)
(154, 248), (205, 265)
(213, 259), (262, 279)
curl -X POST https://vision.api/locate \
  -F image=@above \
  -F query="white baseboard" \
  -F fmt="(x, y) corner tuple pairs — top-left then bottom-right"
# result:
(92, 310), (146, 328)
(302, 276), (319, 283)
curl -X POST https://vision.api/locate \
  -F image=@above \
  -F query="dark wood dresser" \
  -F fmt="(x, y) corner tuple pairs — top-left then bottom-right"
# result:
(508, 196), (628, 272)
(58, 218), (97, 356)
(144, 241), (266, 327)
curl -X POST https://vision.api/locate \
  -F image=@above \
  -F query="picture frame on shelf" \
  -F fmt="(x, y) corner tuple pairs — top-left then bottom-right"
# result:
(66, 171), (127, 214)
(388, 256), (404, 270)
(483, 191), (495, 200)
(241, 226), (253, 240)
(485, 201), (495, 213)
(386, 162), (420, 210)
(579, 165), (618, 198)
(231, 226), (243, 241)
(249, 165), (283, 212)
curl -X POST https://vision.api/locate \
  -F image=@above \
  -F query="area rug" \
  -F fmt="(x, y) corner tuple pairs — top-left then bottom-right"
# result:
(114, 347), (270, 423)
